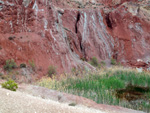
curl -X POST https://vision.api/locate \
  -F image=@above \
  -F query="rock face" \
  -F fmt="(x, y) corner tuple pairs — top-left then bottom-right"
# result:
(105, 2), (150, 68)
(0, 0), (149, 75)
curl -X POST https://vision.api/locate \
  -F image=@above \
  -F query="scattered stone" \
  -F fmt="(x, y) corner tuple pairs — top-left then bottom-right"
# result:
(69, 102), (77, 106)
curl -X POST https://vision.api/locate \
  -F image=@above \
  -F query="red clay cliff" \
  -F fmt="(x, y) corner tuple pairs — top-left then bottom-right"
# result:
(0, 0), (149, 75)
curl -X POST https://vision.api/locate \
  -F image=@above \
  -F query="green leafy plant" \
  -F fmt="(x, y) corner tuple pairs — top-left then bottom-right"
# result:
(1, 79), (18, 91)
(111, 58), (117, 65)
(29, 60), (35, 71)
(100, 61), (106, 66)
(48, 65), (56, 77)
(98, 61), (106, 68)
(0, 73), (3, 76)
(89, 57), (99, 67)
(72, 67), (76, 73)
(80, 57), (86, 61)
(3, 59), (17, 71)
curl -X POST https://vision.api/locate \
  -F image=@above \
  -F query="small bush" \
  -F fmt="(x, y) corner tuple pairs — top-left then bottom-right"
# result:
(0, 73), (3, 76)
(29, 60), (35, 71)
(98, 61), (106, 68)
(1, 79), (18, 91)
(0, 74), (8, 80)
(72, 67), (76, 73)
(48, 65), (56, 77)
(3, 59), (17, 71)
(20, 63), (26, 68)
(111, 58), (117, 65)
(89, 57), (99, 67)
(100, 61), (106, 66)
(80, 57), (86, 61)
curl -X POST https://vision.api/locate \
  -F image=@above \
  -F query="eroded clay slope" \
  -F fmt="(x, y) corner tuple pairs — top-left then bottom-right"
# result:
(0, 0), (114, 74)
(104, 2), (150, 67)
(0, 0), (149, 74)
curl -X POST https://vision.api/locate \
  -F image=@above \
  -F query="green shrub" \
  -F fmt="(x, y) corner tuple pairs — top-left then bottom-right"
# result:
(0, 73), (3, 76)
(89, 57), (99, 67)
(3, 59), (17, 71)
(71, 67), (76, 73)
(1, 79), (18, 91)
(100, 61), (106, 66)
(20, 63), (26, 68)
(98, 61), (106, 68)
(29, 60), (35, 71)
(0, 73), (4, 79)
(48, 65), (56, 77)
(80, 57), (86, 61)
(111, 58), (117, 65)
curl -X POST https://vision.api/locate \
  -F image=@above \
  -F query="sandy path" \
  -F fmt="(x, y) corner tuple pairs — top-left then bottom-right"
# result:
(0, 88), (105, 113)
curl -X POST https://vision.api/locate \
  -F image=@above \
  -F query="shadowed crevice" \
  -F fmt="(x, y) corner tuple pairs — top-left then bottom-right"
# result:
(105, 14), (113, 29)
(75, 12), (81, 33)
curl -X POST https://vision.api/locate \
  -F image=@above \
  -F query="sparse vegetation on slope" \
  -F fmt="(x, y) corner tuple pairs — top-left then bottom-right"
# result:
(89, 57), (106, 68)
(111, 58), (117, 65)
(48, 65), (56, 78)
(89, 57), (99, 67)
(29, 60), (36, 71)
(3, 59), (17, 72)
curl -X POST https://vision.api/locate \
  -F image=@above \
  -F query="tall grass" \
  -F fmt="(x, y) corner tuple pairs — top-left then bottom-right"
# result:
(37, 67), (150, 112)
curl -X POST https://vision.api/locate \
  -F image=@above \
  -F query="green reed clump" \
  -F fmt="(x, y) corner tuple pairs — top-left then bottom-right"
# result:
(38, 68), (150, 112)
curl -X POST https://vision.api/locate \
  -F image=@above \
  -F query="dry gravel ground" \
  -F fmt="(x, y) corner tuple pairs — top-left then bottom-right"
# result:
(0, 83), (144, 113)
(0, 87), (105, 113)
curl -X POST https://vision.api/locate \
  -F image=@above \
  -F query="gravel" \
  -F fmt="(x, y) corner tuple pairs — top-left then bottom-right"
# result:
(0, 88), (105, 113)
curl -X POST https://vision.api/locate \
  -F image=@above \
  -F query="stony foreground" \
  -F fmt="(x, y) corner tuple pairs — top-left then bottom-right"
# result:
(0, 87), (104, 113)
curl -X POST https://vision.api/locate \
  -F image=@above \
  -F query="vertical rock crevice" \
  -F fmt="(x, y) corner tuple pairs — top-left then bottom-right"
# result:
(105, 13), (113, 29)
(75, 12), (84, 53)
(75, 12), (81, 33)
